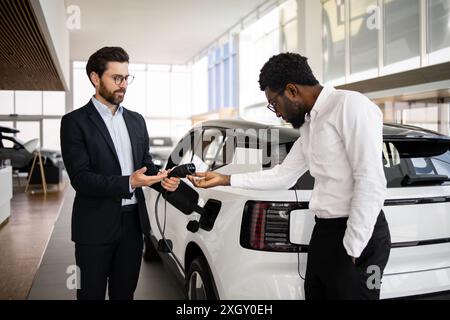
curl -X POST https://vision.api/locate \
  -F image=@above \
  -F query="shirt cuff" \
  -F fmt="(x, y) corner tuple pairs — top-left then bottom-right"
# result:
(230, 174), (244, 188)
(343, 225), (372, 258)
(129, 176), (135, 194)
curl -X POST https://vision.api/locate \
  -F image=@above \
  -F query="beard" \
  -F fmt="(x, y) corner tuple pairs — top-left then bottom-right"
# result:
(98, 81), (126, 106)
(283, 98), (308, 129)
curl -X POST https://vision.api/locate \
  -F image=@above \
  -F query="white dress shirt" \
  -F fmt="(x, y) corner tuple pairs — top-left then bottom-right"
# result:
(92, 97), (137, 206)
(231, 85), (387, 258)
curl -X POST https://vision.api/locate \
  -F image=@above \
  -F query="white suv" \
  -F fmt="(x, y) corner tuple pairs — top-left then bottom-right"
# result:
(143, 119), (450, 300)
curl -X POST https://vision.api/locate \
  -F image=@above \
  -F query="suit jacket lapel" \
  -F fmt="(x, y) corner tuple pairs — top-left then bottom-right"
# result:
(122, 108), (140, 171)
(86, 100), (121, 166)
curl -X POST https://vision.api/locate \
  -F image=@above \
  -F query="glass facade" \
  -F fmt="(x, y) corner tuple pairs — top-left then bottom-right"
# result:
(207, 36), (238, 111)
(380, 100), (450, 136)
(428, 0), (450, 64)
(323, 0), (346, 84)
(383, 0), (421, 72)
(323, 0), (450, 81)
(349, 0), (378, 79)
(72, 62), (192, 141)
(0, 89), (66, 150)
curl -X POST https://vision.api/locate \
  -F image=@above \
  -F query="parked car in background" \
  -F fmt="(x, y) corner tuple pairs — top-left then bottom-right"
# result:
(143, 119), (450, 300)
(0, 126), (64, 172)
(149, 136), (174, 169)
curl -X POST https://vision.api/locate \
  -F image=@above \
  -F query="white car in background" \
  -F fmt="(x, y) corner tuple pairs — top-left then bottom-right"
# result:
(143, 119), (450, 300)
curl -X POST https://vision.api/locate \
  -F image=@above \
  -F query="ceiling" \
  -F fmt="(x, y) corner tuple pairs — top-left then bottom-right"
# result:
(65, 0), (267, 64)
(0, 0), (64, 91)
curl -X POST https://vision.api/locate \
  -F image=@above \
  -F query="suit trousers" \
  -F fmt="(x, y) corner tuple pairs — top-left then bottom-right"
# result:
(75, 204), (143, 300)
(304, 211), (391, 300)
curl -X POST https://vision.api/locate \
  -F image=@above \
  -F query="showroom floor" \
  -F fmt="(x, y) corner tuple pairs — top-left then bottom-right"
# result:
(27, 186), (184, 300)
(0, 176), (184, 300)
(0, 177), (66, 300)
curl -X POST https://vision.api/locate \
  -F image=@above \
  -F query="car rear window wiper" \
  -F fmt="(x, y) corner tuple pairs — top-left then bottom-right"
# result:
(401, 174), (450, 186)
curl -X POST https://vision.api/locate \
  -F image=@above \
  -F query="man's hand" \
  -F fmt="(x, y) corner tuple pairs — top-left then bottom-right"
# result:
(161, 169), (181, 192)
(130, 167), (167, 189)
(187, 172), (230, 189)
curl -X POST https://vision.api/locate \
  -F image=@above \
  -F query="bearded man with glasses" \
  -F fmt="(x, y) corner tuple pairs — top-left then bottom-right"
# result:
(60, 47), (180, 300)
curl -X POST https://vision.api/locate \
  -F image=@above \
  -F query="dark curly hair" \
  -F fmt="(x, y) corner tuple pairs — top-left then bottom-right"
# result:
(86, 47), (129, 86)
(258, 52), (319, 91)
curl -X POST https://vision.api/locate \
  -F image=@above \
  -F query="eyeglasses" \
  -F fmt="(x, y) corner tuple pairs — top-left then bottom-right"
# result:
(110, 74), (135, 86)
(266, 89), (284, 113)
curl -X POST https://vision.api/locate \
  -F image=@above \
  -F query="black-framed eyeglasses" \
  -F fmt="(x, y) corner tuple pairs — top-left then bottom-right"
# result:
(266, 89), (284, 113)
(110, 74), (135, 85)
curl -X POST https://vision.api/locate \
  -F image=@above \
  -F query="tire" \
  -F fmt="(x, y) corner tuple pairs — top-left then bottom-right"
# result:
(186, 256), (218, 300)
(143, 234), (161, 262)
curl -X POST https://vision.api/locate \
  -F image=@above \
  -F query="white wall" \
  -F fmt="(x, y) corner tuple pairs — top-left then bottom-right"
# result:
(30, 0), (70, 91)
(297, 0), (323, 83)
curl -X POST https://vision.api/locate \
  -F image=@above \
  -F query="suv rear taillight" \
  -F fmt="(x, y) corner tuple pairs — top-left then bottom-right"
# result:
(240, 201), (306, 252)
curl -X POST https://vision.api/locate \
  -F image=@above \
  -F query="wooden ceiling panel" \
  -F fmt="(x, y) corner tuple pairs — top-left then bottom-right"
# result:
(0, 0), (64, 91)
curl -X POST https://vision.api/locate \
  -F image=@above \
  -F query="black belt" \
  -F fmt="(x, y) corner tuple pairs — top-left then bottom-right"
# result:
(121, 204), (139, 212)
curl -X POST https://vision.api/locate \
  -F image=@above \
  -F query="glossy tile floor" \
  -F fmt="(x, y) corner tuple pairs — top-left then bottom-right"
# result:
(0, 177), (66, 300)
(0, 175), (184, 300)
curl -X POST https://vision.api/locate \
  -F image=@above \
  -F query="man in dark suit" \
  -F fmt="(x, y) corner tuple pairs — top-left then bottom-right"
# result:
(60, 47), (180, 300)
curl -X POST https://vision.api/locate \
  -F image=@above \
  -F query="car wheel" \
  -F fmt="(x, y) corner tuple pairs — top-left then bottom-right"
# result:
(186, 256), (218, 300)
(143, 234), (161, 262)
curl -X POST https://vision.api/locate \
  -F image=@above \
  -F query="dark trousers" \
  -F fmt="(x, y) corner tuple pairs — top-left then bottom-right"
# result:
(304, 211), (391, 300)
(75, 205), (143, 300)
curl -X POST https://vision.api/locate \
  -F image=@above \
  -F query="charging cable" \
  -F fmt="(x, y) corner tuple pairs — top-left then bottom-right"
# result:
(294, 189), (305, 281)
(153, 163), (197, 276)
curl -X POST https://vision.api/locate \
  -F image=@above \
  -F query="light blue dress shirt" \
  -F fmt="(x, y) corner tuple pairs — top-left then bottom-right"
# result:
(91, 96), (137, 206)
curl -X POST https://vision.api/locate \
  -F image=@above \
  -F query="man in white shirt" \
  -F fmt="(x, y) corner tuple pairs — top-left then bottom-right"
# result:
(188, 52), (391, 300)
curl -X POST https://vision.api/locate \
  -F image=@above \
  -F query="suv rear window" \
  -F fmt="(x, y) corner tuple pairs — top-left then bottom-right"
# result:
(383, 140), (450, 188)
(291, 139), (450, 190)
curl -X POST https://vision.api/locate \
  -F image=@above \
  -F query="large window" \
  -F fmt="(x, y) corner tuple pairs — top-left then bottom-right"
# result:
(72, 62), (193, 141)
(323, 0), (346, 84)
(147, 65), (171, 117)
(322, 0), (450, 84)
(43, 119), (61, 150)
(191, 56), (208, 115)
(236, 0), (298, 125)
(123, 64), (146, 116)
(43, 91), (65, 115)
(428, 0), (450, 64)
(383, 0), (421, 73)
(279, 0), (298, 53)
(171, 66), (192, 118)
(15, 121), (40, 145)
(402, 102), (439, 132)
(15, 91), (42, 115)
(207, 37), (238, 111)
(0, 90), (66, 150)
(239, 7), (280, 108)
(0, 91), (14, 115)
(349, 0), (378, 80)
(73, 61), (92, 109)
(381, 100), (450, 136)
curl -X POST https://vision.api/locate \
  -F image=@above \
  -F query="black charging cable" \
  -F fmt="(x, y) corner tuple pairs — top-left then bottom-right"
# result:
(153, 163), (197, 276)
(155, 191), (186, 275)
(293, 189), (305, 281)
